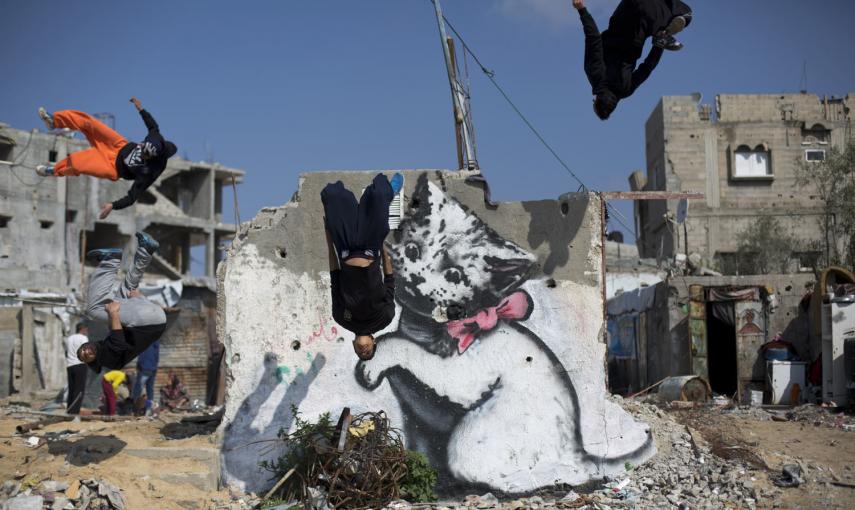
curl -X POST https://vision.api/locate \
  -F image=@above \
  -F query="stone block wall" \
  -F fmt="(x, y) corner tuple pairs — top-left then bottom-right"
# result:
(637, 93), (855, 264)
(217, 170), (655, 495)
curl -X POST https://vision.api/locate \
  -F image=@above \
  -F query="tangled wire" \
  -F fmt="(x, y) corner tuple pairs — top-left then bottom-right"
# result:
(272, 410), (409, 509)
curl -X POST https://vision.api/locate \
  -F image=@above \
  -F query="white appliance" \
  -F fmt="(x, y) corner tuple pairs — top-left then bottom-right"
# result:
(821, 299), (855, 406)
(766, 361), (807, 405)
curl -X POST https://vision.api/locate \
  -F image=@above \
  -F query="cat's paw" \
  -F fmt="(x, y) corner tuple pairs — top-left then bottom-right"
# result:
(355, 360), (385, 390)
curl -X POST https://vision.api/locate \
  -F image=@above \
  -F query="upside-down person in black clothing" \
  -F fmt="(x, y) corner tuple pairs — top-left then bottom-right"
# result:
(573, 0), (692, 120)
(321, 173), (403, 360)
(75, 232), (167, 371)
(36, 97), (178, 219)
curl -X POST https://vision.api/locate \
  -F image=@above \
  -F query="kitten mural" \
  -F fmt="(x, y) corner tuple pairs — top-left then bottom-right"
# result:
(355, 174), (653, 492)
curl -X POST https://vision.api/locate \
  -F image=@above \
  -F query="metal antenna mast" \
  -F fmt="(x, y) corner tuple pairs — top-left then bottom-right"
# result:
(432, 0), (478, 170)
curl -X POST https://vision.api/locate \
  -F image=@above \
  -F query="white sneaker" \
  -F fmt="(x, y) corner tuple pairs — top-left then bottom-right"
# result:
(38, 107), (54, 130)
(665, 15), (688, 36)
(35, 164), (55, 177)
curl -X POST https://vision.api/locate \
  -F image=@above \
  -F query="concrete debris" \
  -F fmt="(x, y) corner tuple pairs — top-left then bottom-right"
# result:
(0, 478), (125, 510)
(39, 481), (69, 493)
(97, 479), (125, 509)
(368, 397), (793, 510)
(784, 404), (855, 429)
(1, 480), (21, 498)
(0, 495), (43, 510)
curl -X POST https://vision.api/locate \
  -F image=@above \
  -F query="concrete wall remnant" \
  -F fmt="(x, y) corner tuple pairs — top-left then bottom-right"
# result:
(218, 170), (655, 494)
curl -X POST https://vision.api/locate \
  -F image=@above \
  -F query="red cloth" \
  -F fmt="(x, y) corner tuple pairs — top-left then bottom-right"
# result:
(446, 291), (531, 354)
(101, 378), (117, 416)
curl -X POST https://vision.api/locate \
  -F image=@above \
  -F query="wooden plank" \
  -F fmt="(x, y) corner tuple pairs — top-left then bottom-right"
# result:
(20, 305), (35, 393)
(601, 191), (705, 200)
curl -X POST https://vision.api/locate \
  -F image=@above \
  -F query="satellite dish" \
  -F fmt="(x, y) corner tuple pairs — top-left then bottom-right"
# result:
(676, 198), (689, 224)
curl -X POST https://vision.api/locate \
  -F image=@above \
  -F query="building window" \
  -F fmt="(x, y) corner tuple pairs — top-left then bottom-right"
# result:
(0, 215), (10, 228)
(801, 123), (830, 146)
(805, 149), (826, 162)
(733, 145), (772, 179)
(795, 251), (821, 271)
(715, 252), (740, 275)
(0, 138), (13, 162)
(49, 150), (58, 162)
(39, 220), (54, 229)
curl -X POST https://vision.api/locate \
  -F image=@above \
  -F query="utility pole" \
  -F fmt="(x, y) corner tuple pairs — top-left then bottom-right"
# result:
(432, 0), (478, 170)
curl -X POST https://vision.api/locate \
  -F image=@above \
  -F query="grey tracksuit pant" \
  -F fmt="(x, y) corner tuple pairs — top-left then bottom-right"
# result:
(85, 244), (166, 328)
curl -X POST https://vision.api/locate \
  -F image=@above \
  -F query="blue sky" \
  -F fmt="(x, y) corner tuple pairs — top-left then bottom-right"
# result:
(3, 0), (854, 243)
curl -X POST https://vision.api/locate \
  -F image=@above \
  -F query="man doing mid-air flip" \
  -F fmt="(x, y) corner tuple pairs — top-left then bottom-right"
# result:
(36, 97), (177, 219)
(75, 232), (167, 372)
(573, 0), (692, 120)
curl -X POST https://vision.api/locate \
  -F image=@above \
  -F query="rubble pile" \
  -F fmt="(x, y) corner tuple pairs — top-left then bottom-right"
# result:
(0, 478), (124, 510)
(603, 398), (778, 509)
(781, 404), (855, 430)
(365, 398), (784, 510)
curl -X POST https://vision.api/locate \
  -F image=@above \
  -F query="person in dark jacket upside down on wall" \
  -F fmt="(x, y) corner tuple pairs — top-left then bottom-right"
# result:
(76, 232), (167, 372)
(573, 0), (692, 120)
(36, 97), (177, 219)
(321, 173), (404, 360)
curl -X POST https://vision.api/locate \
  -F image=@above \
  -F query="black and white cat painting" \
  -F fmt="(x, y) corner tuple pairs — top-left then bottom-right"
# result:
(355, 174), (653, 493)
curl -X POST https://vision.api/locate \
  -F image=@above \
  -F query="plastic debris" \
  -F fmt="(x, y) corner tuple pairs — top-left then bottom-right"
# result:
(772, 464), (804, 488)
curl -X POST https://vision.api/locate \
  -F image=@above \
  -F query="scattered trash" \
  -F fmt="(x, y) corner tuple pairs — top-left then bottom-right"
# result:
(749, 390), (763, 407)
(712, 395), (731, 407)
(559, 490), (580, 503)
(772, 464), (804, 488)
(348, 419), (376, 438)
(306, 486), (331, 510)
(612, 478), (630, 491)
(23, 436), (42, 448)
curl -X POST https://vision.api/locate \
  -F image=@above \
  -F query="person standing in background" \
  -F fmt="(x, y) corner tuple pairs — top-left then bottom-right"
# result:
(133, 340), (160, 416)
(64, 323), (89, 415)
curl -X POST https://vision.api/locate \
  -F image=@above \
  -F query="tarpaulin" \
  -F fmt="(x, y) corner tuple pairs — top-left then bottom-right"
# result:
(139, 279), (183, 307)
(708, 287), (760, 302)
(607, 284), (659, 316)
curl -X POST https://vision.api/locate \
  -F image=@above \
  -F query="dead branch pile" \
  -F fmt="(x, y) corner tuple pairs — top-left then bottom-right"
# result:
(286, 411), (409, 509)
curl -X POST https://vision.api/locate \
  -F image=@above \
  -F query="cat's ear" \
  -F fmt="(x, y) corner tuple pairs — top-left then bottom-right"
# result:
(407, 173), (433, 223)
(484, 256), (537, 294)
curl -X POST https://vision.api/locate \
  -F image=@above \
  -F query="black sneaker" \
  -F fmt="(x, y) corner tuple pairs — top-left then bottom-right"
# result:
(653, 34), (684, 51)
(135, 231), (160, 254)
(87, 248), (123, 262)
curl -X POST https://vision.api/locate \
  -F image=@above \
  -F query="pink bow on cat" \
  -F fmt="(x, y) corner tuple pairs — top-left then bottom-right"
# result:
(446, 291), (531, 354)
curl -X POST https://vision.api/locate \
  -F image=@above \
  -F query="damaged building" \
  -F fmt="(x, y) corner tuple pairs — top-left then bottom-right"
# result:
(609, 93), (855, 403)
(0, 120), (243, 405)
(631, 92), (854, 268)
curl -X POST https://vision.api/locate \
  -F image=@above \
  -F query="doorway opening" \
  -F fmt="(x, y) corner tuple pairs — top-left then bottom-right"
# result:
(706, 303), (738, 396)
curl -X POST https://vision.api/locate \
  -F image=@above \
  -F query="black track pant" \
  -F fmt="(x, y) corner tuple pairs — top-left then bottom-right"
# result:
(66, 364), (88, 415)
(321, 173), (394, 258)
